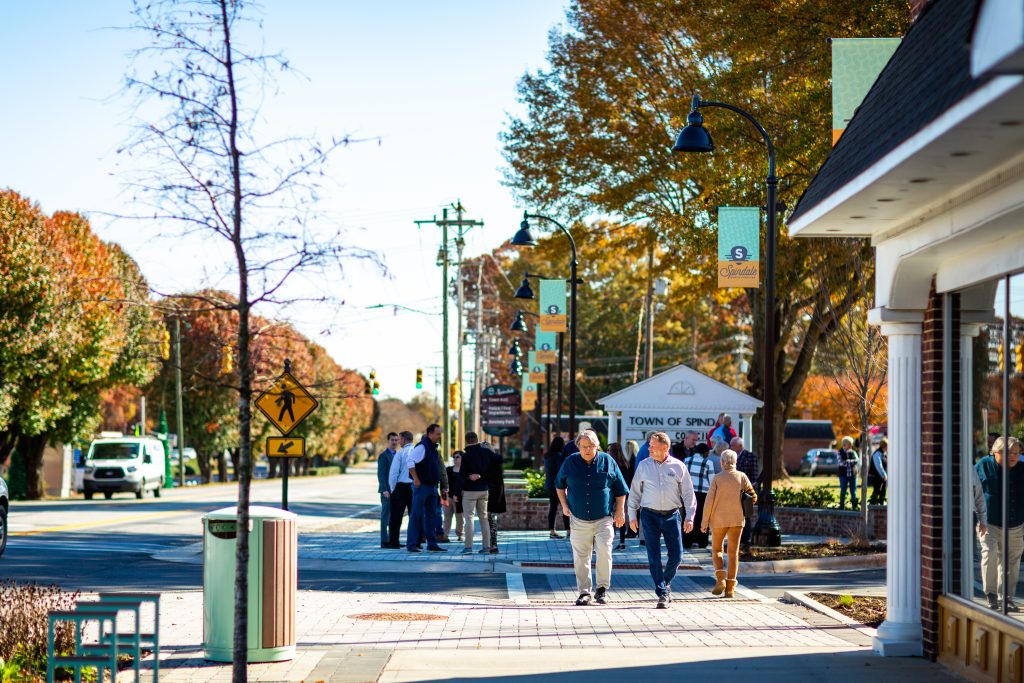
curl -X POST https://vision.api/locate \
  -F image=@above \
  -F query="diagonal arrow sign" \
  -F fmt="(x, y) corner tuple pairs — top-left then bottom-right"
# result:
(277, 440), (294, 454)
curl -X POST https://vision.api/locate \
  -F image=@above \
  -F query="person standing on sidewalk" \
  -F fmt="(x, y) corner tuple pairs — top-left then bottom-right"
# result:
(386, 431), (415, 549)
(628, 432), (696, 609)
(485, 438), (507, 554)
(731, 436), (760, 551)
(976, 436), (1024, 611)
(556, 429), (629, 606)
(682, 443), (715, 549)
(444, 451), (464, 542)
(377, 432), (399, 548)
(544, 437), (568, 539)
(460, 433), (491, 554)
(608, 442), (633, 550)
(406, 424), (447, 553)
(869, 438), (888, 505)
(837, 436), (859, 510)
(701, 449), (757, 599)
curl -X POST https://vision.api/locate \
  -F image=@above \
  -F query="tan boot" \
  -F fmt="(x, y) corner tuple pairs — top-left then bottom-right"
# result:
(711, 570), (727, 596)
(724, 579), (737, 598)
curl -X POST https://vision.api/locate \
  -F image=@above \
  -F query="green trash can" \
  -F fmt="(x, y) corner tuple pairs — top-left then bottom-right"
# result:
(202, 506), (297, 662)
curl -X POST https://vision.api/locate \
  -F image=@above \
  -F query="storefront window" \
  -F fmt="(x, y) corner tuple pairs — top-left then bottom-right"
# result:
(965, 273), (1024, 618)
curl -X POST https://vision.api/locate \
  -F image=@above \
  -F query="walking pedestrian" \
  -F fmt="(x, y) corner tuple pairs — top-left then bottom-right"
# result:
(485, 438), (506, 554)
(460, 433), (492, 554)
(976, 436), (1024, 611)
(710, 414), (737, 447)
(682, 443), (715, 548)
(406, 424), (447, 553)
(869, 438), (888, 505)
(386, 431), (415, 549)
(544, 437), (568, 538)
(443, 450), (464, 542)
(608, 442), (633, 550)
(376, 432), (399, 548)
(837, 436), (859, 510)
(731, 436), (760, 550)
(435, 447), (450, 542)
(679, 431), (699, 459)
(556, 429), (629, 606)
(700, 449), (757, 598)
(709, 439), (726, 474)
(628, 432), (696, 608)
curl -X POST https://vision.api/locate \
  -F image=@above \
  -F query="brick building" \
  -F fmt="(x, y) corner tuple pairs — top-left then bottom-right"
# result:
(789, 0), (1024, 678)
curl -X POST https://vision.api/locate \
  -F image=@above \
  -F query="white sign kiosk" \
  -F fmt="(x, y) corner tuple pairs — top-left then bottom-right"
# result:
(598, 364), (763, 446)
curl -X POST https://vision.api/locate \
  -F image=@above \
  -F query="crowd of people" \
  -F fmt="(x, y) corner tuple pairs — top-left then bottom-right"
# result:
(375, 415), (761, 608)
(974, 435), (1024, 611)
(376, 427), (507, 554)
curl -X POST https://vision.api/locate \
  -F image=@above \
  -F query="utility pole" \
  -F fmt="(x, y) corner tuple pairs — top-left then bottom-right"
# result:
(415, 203), (483, 461)
(472, 258), (484, 436)
(173, 317), (186, 489)
(643, 234), (656, 379)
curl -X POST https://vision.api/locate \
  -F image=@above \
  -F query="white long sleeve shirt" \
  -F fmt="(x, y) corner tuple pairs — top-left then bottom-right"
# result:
(627, 455), (697, 524)
(388, 443), (414, 491)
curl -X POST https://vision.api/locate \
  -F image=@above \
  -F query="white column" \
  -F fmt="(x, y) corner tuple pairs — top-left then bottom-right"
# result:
(873, 322), (924, 657)
(960, 323), (981, 596)
(608, 411), (619, 445)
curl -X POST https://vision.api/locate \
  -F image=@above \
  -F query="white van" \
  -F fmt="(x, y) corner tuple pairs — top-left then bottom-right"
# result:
(83, 436), (166, 500)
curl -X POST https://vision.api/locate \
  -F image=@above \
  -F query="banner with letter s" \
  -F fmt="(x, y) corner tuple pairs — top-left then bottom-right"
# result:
(718, 206), (760, 288)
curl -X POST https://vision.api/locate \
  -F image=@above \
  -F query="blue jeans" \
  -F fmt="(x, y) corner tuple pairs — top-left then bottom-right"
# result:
(380, 493), (391, 544)
(640, 508), (683, 597)
(838, 473), (858, 509)
(407, 484), (442, 549)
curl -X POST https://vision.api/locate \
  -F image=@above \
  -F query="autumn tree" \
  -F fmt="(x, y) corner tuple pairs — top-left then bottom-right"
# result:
(501, 0), (910, 474)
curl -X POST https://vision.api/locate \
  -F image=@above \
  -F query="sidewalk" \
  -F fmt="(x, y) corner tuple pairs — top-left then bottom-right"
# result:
(121, 526), (952, 682)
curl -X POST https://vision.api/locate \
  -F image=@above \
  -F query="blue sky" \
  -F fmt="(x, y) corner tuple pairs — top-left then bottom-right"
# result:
(0, 1), (570, 402)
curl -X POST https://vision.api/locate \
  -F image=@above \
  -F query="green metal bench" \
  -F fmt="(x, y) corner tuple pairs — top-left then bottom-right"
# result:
(46, 609), (120, 683)
(97, 592), (161, 681)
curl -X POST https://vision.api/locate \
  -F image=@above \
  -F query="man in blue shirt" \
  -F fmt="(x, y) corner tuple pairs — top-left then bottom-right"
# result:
(556, 429), (629, 606)
(376, 432), (399, 548)
(406, 424), (447, 553)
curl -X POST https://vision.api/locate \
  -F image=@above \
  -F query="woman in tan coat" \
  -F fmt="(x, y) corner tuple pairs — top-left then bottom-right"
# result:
(700, 449), (757, 597)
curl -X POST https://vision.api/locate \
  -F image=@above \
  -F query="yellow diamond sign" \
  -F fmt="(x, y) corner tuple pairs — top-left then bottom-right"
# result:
(254, 371), (319, 435)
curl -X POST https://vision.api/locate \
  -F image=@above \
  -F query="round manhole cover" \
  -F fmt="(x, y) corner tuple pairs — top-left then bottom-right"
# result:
(349, 612), (448, 622)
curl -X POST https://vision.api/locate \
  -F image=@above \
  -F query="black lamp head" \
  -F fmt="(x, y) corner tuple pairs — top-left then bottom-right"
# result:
(511, 210), (538, 246)
(514, 276), (535, 300)
(672, 95), (714, 153)
(508, 339), (523, 357)
(510, 311), (528, 333)
(510, 357), (524, 376)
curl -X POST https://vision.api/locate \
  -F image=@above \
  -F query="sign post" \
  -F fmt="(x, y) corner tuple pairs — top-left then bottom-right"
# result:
(254, 360), (319, 510)
(481, 384), (521, 438)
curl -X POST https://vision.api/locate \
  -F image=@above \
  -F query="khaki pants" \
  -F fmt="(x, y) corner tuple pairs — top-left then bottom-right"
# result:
(462, 490), (490, 549)
(981, 523), (1024, 599)
(570, 515), (615, 595)
(711, 526), (743, 581)
(443, 500), (464, 538)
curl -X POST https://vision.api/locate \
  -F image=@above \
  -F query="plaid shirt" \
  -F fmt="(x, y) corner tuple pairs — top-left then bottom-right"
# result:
(683, 454), (715, 494)
(736, 449), (760, 488)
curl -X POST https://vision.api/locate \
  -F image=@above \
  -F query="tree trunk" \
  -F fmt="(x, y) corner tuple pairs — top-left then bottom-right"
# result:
(217, 450), (229, 483)
(18, 433), (49, 499)
(198, 452), (212, 485)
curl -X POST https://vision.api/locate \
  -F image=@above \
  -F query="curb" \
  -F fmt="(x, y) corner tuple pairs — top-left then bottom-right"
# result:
(784, 590), (878, 639)
(739, 553), (885, 574)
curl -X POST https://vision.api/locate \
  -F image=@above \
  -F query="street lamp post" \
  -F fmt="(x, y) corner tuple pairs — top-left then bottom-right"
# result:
(512, 213), (579, 439)
(672, 93), (782, 547)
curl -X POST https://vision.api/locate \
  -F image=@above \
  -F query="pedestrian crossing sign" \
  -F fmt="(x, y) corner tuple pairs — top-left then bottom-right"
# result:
(254, 371), (319, 435)
(267, 436), (305, 458)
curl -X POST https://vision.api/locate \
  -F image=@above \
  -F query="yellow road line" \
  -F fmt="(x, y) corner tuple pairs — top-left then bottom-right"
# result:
(11, 509), (192, 536)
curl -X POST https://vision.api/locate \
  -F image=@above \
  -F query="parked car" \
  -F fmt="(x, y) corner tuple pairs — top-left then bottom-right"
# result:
(800, 448), (841, 476)
(0, 475), (8, 557)
(83, 436), (166, 500)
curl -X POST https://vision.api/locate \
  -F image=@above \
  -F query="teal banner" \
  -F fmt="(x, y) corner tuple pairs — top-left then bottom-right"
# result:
(718, 206), (760, 288)
(527, 351), (545, 384)
(832, 38), (900, 144)
(535, 330), (557, 363)
(538, 279), (567, 333)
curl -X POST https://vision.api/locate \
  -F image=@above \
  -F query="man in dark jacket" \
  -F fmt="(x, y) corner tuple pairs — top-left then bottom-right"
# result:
(376, 432), (399, 548)
(406, 424), (447, 553)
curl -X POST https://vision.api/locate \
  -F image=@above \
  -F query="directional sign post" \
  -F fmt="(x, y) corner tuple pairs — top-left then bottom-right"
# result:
(254, 361), (319, 510)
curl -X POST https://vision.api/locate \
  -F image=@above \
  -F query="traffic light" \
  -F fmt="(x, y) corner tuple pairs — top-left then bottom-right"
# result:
(373, 380), (380, 395)
(220, 344), (233, 375)
(998, 341), (1005, 372)
(159, 327), (171, 360)
(364, 380), (372, 395)
(416, 368), (423, 389)
(1016, 341), (1024, 375)
(448, 382), (460, 410)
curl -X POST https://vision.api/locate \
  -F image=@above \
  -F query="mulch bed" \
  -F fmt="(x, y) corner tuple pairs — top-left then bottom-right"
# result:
(740, 543), (884, 562)
(349, 612), (447, 621)
(808, 592), (886, 628)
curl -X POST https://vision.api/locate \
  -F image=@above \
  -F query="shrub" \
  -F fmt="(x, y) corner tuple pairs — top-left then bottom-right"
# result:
(773, 485), (838, 509)
(521, 468), (547, 498)
(0, 581), (81, 680)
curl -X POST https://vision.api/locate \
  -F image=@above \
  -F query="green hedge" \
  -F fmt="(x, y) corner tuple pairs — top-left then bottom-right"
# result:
(773, 485), (838, 509)
(309, 466), (344, 477)
(522, 468), (547, 498)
